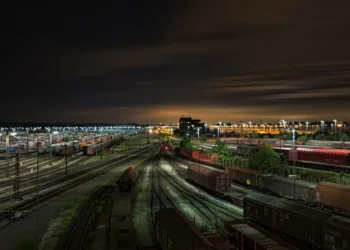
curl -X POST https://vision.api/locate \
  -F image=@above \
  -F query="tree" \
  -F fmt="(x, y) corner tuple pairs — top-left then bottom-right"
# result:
(263, 135), (270, 139)
(338, 133), (350, 142)
(180, 138), (195, 150)
(254, 145), (281, 173)
(251, 132), (260, 138)
(284, 134), (293, 141)
(211, 140), (233, 162)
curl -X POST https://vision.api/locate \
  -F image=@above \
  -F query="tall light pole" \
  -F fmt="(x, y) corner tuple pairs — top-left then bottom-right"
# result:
(320, 120), (325, 141)
(5, 132), (9, 177)
(333, 119), (337, 141)
(292, 128), (297, 199)
(292, 129), (296, 166)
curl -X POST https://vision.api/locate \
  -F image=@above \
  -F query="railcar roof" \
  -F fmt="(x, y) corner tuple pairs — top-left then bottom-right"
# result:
(263, 175), (316, 188)
(232, 224), (289, 250)
(245, 193), (329, 219)
(155, 208), (214, 248)
(324, 216), (350, 231)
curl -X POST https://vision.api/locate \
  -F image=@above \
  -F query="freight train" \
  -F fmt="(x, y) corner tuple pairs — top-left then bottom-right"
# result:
(233, 144), (350, 171)
(225, 165), (350, 216)
(180, 154), (350, 217)
(82, 136), (122, 156)
(244, 192), (350, 250)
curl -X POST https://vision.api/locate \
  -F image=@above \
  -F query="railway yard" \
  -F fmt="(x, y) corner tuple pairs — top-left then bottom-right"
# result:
(0, 132), (349, 250)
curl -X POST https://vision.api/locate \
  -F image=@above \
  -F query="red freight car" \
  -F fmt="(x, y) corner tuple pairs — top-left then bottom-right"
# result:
(192, 150), (219, 164)
(180, 147), (193, 159)
(315, 182), (350, 215)
(117, 167), (139, 192)
(288, 148), (350, 169)
(188, 163), (230, 192)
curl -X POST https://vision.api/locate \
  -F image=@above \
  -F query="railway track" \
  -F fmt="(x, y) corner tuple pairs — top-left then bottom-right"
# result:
(0, 146), (152, 222)
(152, 157), (242, 233)
(0, 156), (92, 199)
(64, 185), (113, 250)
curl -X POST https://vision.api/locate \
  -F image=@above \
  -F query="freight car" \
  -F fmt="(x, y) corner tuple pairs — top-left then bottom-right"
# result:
(315, 182), (350, 215)
(322, 216), (350, 250)
(224, 221), (290, 250)
(224, 166), (317, 203)
(261, 175), (317, 203)
(155, 208), (232, 250)
(287, 148), (350, 171)
(83, 137), (121, 156)
(177, 147), (221, 167)
(188, 163), (230, 193)
(116, 167), (139, 192)
(219, 138), (279, 145)
(244, 192), (331, 249)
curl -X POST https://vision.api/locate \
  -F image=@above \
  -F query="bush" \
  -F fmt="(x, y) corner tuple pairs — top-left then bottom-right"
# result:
(254, 145), (281, 173)
(297, 135), (308, 142)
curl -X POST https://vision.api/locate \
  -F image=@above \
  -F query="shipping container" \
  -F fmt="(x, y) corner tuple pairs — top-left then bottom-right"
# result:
(188, 163), (230, 192)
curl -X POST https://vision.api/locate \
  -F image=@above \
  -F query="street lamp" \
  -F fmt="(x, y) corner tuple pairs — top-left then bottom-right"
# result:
(333, 120), (337, 141)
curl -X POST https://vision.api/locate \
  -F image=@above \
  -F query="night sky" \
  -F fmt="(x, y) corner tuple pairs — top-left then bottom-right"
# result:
(6, 1), (350, 124)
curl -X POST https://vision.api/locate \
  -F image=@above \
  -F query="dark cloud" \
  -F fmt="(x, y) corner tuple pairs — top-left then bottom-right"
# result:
(5, 1), (350, 123)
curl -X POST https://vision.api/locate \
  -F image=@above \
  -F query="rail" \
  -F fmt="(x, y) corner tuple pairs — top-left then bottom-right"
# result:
(0, 145), (152, 221)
